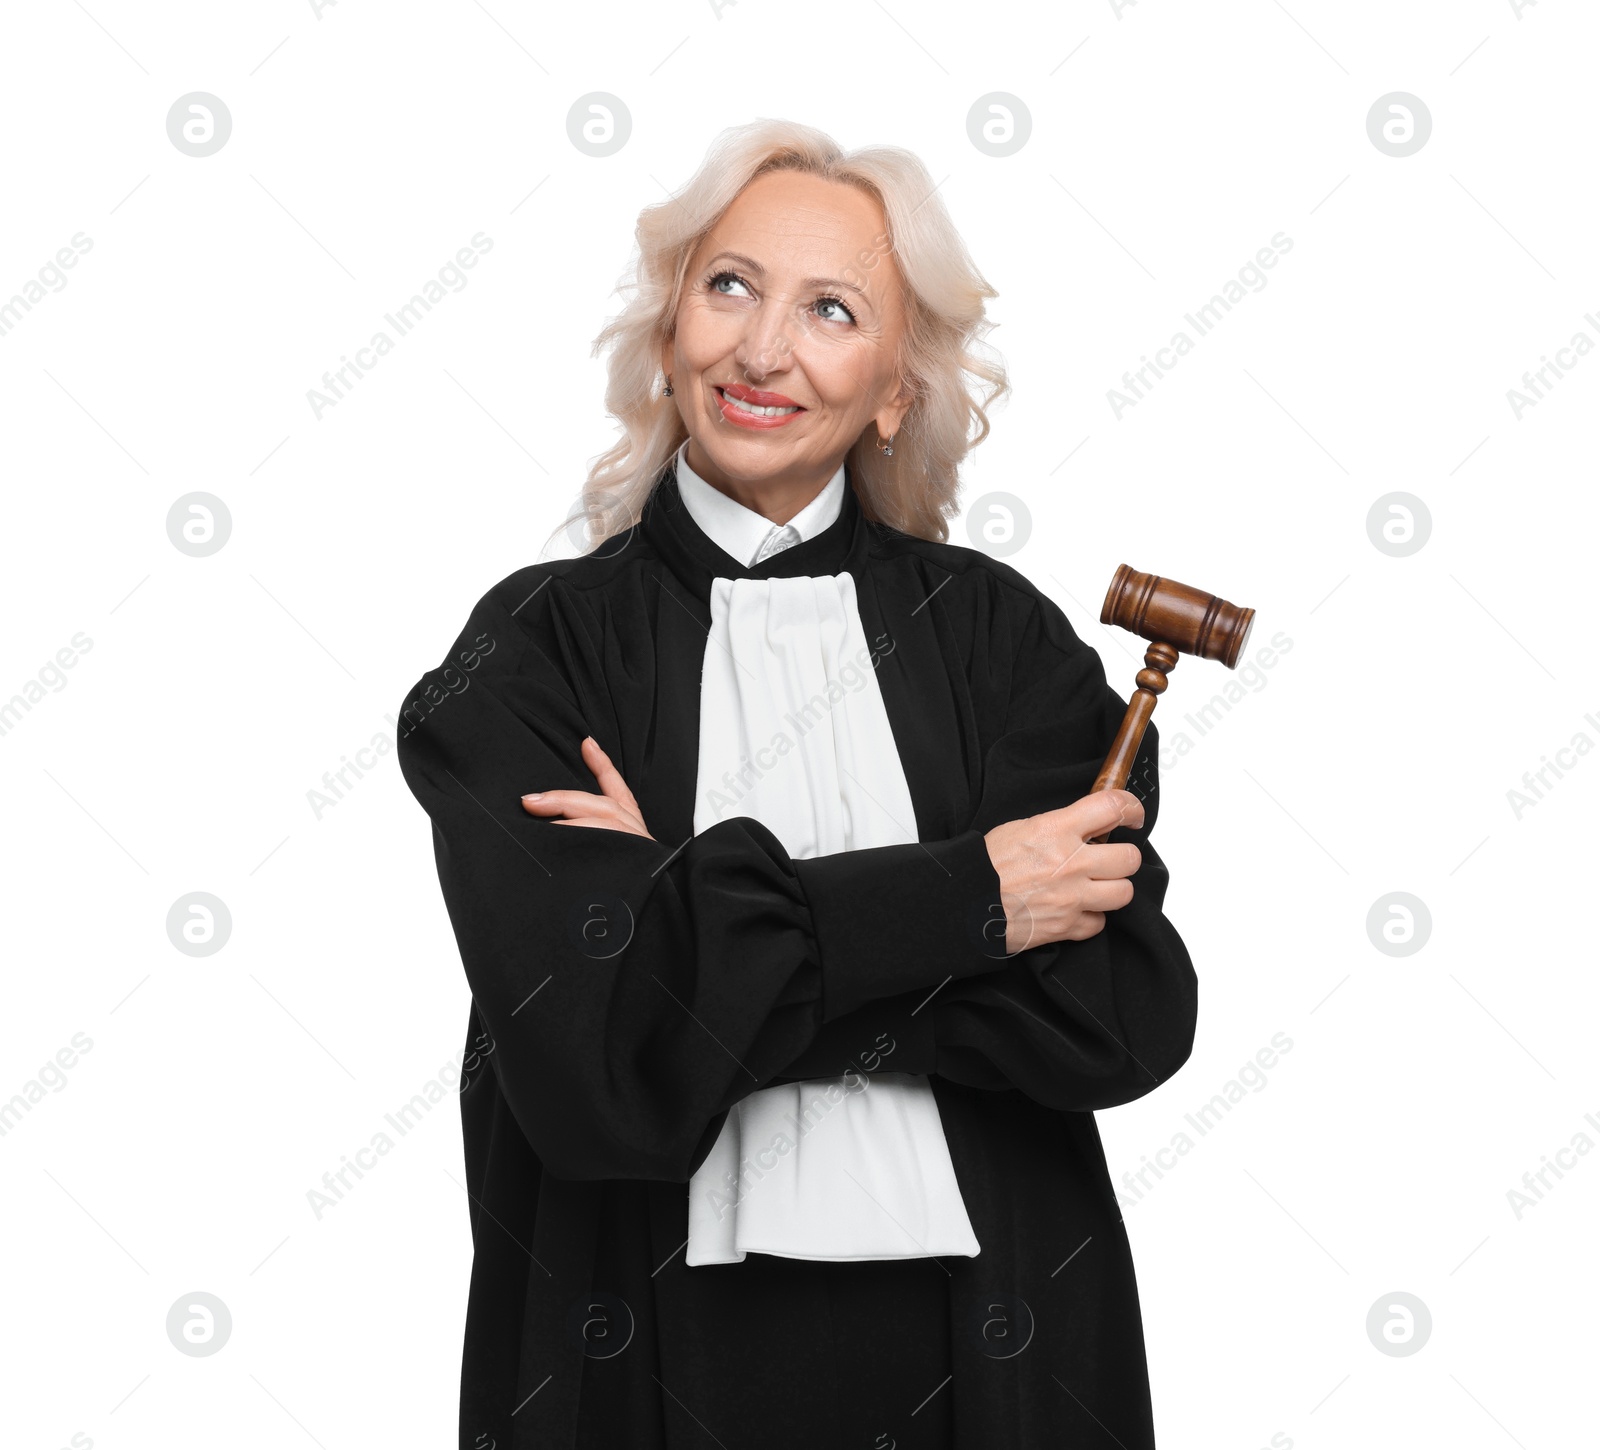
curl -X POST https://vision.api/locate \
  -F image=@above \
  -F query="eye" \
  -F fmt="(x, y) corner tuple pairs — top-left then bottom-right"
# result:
(706, 268), (752, 298)
(814, 294), (858, 325)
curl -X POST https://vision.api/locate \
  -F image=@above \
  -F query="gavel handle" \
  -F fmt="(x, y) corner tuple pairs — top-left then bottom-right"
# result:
(1086, 694), (1158, 843)
(1087, 643), (1177, 843)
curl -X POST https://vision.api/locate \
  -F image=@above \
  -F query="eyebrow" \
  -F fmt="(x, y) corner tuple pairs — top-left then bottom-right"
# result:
(702, 250), (866, 297)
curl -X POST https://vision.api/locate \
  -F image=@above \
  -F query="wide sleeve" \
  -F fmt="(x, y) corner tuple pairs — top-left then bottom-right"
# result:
(396, 572), (1009, 1183)
(777, 585), (1199, 1113)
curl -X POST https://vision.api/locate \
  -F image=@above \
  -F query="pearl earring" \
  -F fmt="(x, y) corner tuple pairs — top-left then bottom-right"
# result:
(662, 376), (674, 398)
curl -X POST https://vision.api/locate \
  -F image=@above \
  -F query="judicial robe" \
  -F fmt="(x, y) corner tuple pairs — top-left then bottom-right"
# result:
(396, 461), (1200, 1449)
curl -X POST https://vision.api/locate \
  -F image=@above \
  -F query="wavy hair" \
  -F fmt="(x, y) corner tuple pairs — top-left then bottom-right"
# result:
(553, 118), (1009, 553)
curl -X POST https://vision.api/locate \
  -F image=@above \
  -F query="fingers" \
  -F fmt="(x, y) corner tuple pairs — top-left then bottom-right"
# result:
(1064, 910), (1107, 942)
(1042, 837), (1140, 889)
(522, 789), (640, 829)
(581, 735), (642, 814)
(1063, 788), (1146, 842)
(521, 738), (655, 842)
(521, 789), (609, 816)
(1082, 876), (1136, 913)
(1085, 840), (1141, 880)
(520, 786), (653, 840)
(522, 736), (636, 817)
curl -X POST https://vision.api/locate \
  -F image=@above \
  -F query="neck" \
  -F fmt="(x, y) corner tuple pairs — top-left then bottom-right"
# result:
(683, 439), (837, 526)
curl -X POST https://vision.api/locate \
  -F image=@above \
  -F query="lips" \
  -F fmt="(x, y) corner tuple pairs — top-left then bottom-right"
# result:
(714, 383), (805, 429)
(721, 382), (801, 408)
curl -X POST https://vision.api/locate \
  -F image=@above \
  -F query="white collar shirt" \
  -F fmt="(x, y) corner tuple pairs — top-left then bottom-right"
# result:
(671, 438), (845, 566)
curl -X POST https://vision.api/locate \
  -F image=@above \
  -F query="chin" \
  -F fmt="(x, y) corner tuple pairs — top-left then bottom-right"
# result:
(695, 433), (798, 483)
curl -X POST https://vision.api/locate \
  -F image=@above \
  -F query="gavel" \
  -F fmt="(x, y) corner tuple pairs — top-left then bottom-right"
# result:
(1088, 564), (1256, 843)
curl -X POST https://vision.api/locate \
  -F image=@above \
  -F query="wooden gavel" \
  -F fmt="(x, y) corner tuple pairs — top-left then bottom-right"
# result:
(1088, 564), (1255, 842)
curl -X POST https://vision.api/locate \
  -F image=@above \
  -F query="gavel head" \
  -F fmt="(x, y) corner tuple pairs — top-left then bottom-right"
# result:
(1100, 564), (1255, 669)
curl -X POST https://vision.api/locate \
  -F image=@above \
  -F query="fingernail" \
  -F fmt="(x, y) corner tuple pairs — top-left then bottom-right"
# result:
(522, 793), (543, 802)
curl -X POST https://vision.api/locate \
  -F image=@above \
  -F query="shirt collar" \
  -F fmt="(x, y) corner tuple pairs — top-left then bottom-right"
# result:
(672, 438), (845, 568)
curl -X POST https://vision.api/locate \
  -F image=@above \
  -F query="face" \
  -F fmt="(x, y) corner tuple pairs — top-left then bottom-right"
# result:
(661, 169), (913, 504)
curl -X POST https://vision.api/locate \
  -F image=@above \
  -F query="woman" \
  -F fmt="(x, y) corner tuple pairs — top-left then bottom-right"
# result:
(398, 119), (1198, 1450)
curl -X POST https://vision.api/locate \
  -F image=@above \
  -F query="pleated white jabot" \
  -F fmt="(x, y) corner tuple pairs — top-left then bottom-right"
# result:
(672, 442), (981, 1266)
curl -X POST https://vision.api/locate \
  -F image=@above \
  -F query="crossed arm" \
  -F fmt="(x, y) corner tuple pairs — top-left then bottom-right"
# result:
(522, 736), (1148, 958)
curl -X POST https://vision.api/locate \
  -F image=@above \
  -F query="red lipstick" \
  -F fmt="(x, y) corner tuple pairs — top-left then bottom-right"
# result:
(715, 382), (805, 430)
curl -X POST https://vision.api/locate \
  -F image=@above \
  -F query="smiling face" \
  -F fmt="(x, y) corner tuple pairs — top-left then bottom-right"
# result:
(660, 169), (914, 518)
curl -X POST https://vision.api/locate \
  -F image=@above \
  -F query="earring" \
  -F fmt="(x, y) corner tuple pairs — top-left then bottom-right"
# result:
(877, 432), (895, 457)
(661, 376), (674, 398)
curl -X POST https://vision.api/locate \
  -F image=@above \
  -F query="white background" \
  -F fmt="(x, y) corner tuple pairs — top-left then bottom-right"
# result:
(2, 1), (1595, 1446)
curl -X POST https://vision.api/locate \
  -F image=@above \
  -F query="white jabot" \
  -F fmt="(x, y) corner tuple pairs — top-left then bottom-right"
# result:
(677, 447), (981, 1266)
(671, 438), (846, 567)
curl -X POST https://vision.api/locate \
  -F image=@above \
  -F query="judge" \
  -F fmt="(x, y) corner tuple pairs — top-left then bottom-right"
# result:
(398, 118), (1198, 1450)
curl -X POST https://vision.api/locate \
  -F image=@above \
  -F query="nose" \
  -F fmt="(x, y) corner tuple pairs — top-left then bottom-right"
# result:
(734, 296), (797, 382)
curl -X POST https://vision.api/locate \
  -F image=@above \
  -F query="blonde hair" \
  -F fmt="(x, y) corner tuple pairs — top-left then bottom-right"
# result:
(555, 118), (1009, 552)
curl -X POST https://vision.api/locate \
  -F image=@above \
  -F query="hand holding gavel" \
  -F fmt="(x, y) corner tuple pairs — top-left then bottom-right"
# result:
(983, 790), (1146, 954)
(983, 565), (1255, 956)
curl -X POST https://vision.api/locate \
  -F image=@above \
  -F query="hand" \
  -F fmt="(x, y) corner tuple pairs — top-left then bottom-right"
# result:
(982, 789), (1144, 954)
(520, 736), (655, 840)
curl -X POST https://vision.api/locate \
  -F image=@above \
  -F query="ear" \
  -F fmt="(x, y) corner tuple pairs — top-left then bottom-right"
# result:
(875, 375), (915, 439)
(659, 332), (674, 383)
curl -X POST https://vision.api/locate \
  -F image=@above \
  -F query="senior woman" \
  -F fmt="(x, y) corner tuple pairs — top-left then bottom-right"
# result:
(399, 119), (1198, 1450)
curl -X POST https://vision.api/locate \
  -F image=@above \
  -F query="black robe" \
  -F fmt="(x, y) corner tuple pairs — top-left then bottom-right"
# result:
(396, 462), (1199, 1449)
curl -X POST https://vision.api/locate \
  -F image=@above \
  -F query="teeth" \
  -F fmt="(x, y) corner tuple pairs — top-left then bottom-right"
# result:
(722, 389), (799, 417)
